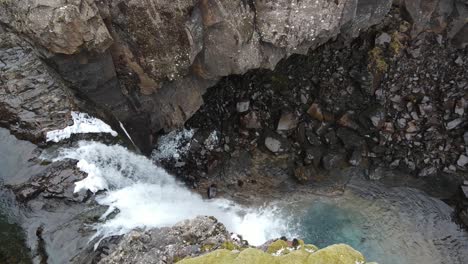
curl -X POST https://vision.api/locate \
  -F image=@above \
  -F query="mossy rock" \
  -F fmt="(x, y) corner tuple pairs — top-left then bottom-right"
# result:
(200, 243), (215, 252)
(266, 240), (289, 254)
(389, 32), (403, 56)
(368, 47), (388, 73)
(303, 244), (319, 252)
(178, 243), (370, 264)
(221, 241), (240, 251)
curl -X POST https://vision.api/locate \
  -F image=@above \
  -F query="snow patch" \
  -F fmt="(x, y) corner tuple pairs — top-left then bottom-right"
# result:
(46, 112), (117, 142)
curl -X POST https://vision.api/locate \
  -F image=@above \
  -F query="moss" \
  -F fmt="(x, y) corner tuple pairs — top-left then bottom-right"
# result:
(271, 74), (289, 92)
(389, 32), (403, 56)
(201, 243), (215, 252)
(39, 160), (52, 166)
(368, 47), (388, 73)
(173, 256), (184, 263)
(303, 244), (319, 252)
(307, 244), (365, 264)
(221, 241), (239, 251)
(266, 239), (289, 254)
(178, 243), (372, 264)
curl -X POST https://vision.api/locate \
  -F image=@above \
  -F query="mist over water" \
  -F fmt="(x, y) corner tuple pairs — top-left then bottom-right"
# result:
(53, 141), (294, 245)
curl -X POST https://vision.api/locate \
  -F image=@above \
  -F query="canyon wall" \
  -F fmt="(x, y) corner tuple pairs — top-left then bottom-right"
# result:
(1, 0), (466, 150)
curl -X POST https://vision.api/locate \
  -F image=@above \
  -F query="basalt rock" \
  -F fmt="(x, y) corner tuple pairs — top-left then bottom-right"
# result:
(97, 216), (240, 264)
(0, 0), (394, 150)
(0, 33), (76, 143)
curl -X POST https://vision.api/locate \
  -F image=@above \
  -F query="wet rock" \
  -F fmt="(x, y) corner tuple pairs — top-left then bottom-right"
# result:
(462, 186), (468, 200)
(324, 130), (338, 145)
(207, 184), (217, 199)
(367, 166), (385, 181)
(406, 120), (419, 133)
(454, 99), (465, 116)
(307, 103), (324, 121)
(457, 155), (468, 167)
(236, 101), (250, 113)
(336, 128), (366, 149)
(294, 165), (316, 184)
(322, 151), (347, 170)
(264, 132), (288, 154)
(306, 130), (322, 146)
(13, 160), (87, 203)
(240, 111), (261, 129)
(460, 208), (468, 228)
(349, 149), (363, 166)
(277, 112), (298, 131)
(447, 118), (463, 130)
(375, 32), (391, 46)
(337, 113), (360, 131)
(418, 166), (437, 177)
(304, 147), (324, 167)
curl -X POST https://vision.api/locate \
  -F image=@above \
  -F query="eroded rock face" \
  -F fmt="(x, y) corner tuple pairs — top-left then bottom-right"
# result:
(0, 0), (395, 150)
(0, 0), (112, 54)
(0, 33), (75, 143)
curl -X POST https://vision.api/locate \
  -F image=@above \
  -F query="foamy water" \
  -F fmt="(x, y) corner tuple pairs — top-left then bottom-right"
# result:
(53, 141), (293, 245)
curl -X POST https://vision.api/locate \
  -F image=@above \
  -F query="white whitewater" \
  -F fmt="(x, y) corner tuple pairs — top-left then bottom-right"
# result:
(53, 141), (293, 245)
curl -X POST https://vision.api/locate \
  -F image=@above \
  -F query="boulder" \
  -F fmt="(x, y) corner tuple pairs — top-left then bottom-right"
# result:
(98, 216), (238, 264)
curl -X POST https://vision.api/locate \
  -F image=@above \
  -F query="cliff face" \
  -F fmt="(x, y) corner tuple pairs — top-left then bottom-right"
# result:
(0, 0), (466, 151)
(0, 0), (396, 150)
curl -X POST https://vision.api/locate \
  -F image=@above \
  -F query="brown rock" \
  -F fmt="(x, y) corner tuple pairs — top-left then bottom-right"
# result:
(307, 103), (324, 121)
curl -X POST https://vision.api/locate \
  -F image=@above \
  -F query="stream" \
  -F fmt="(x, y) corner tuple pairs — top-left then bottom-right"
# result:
(1, 127), (468, 263)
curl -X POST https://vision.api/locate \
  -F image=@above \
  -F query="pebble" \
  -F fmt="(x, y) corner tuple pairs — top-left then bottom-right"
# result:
(447, 118), (463, 130)
(307, 103), (324, 121)
(277, 112), (298, 131)
(236, 101), (250, 113)
(375, 32), (391, 46)
(265, 137), (282, 153)
(462, 186), (468, 200)
(457, 155), (468, 167)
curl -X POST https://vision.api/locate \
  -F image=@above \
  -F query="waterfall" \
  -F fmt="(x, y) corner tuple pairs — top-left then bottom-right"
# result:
(52, 141), (293, 246)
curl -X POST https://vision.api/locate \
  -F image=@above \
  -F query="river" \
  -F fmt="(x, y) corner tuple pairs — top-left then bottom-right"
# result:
(1, 127), (468, 263)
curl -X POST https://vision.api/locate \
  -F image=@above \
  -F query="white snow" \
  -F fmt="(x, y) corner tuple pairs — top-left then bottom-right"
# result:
(46, 112), (117, 142)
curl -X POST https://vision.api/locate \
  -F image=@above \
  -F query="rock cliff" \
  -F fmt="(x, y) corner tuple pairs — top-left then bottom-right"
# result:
(0, 0), (404, 151)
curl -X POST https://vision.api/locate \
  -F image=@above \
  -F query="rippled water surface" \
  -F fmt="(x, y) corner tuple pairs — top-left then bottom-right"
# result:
(285, 180), (468, 264)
